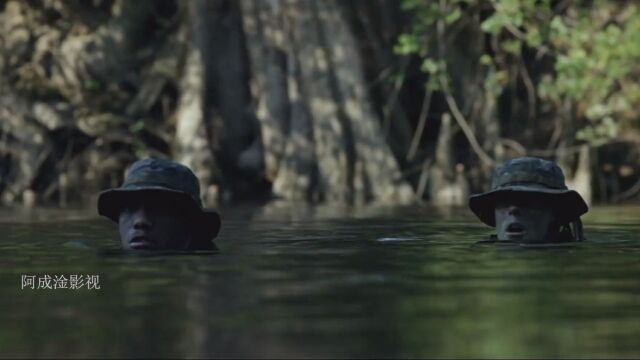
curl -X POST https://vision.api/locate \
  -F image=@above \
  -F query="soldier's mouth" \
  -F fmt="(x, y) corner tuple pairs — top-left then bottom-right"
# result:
(130, 235), (156, 249)
(506, 223), (526, 237)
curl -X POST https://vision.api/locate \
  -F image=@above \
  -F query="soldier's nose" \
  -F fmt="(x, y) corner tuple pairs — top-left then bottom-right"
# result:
(507, 206), (521, 216)
(132, 208), (152, 230)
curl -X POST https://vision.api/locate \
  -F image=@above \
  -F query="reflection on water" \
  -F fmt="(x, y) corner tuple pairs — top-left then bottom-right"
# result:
(1, 205), (640, 358)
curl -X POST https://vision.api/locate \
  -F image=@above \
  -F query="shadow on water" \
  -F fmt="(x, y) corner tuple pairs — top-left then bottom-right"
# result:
(1, 204), (640, 358)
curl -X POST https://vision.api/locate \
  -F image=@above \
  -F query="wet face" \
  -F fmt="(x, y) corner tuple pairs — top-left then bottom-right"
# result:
(118, 195), (195, 250)
(494, 196), (555, 243)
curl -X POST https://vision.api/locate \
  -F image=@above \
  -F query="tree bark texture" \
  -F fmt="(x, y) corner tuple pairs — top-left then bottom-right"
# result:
(241, 0), (414, 205)
(0, 0), (416, 207)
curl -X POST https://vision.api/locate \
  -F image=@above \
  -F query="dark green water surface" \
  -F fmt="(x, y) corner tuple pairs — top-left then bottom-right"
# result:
(1, 205), (640, 358)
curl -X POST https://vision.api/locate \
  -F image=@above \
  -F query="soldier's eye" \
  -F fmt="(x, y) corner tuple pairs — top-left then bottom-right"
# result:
(154, 206), (182, 218)
(122, 199), (144, 213)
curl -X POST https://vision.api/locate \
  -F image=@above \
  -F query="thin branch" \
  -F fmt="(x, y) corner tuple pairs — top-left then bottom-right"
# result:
(406, 88), (432, 161)
(382, 57), (409, 136)
(530, 139), (637, 157)
(440, 76), (495, 167)
(612, 175), (640, 202)
(488, 0), (555, 58)
(546, 118), (563, 150)
(368, 66), (393, 89)
(519, 60), (536, 120)
(499, 137), (527, 155)
(436, 0), (494, 167)
(415, 158), (432, 202)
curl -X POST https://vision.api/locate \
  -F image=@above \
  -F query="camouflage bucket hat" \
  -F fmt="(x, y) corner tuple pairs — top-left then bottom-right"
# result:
(97, 158), (221, 246)
(468, 156), (588, 227)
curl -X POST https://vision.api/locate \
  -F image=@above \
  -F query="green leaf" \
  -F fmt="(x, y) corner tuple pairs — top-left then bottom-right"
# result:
(550, 16), (568, 36)
(400, 0), (423, 11)
(525, 28), (542, 47)
(130, 121), (145, 133)
(84, 79), (101, 90)
(394, 33), (421, 55)
(445, 9), (461, 24)
(480, 54), (493, 66)
(481, 13), (509, 34)
(426, 77), (441, 91)
(501, 40), (522, 54)
(421, 58), (440, 74)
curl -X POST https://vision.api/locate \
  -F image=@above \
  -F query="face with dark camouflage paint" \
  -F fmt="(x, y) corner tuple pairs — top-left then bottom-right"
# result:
(494, 196), (555, 243)
(117, 194), (195, 250)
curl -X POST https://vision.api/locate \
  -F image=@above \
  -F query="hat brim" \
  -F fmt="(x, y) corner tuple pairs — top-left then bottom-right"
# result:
(468, 186), (588, 227)
(98, 187), (221, 244)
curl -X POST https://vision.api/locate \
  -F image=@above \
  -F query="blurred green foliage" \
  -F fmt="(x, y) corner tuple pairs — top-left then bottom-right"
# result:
(396, 0), (640, 145)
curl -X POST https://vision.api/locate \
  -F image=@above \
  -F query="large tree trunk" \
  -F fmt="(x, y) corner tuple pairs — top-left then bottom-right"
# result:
(151, 0), (272, 205)
(0, 0), (416, 207)
(241, 0), (414, 205)
(174, 1), (219, 205)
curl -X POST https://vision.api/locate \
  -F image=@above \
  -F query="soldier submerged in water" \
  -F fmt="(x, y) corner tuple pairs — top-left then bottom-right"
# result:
(97, 158), (221, 251)
(469, 157), (588, 243)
